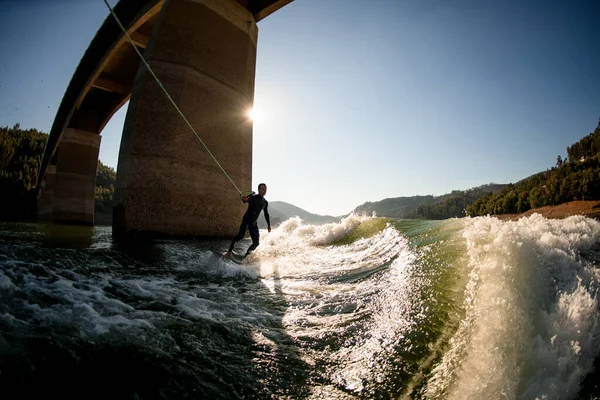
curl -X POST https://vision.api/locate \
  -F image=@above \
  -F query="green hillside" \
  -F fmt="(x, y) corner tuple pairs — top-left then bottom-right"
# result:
(468, 122), (600, 217)
(353, 185), (506, 220)
(0, 124), (47, 220)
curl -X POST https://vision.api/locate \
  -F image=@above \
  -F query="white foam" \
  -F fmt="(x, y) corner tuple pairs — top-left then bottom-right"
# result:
(425, 214), (600, 399)
(264, 214), (371, 247)
(247, 215), (427, 393)
(0, 256), (180, 338)
(244, 214), (390, 279)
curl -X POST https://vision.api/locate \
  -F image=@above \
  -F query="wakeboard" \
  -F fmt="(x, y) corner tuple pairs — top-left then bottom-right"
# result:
(211, 250), (245, 264)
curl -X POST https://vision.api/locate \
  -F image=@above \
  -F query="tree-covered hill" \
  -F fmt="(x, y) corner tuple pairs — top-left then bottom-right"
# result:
(0, 124), (116, 222)
(353, 195), (436, 218)
(354, 122), (600, 220)
(94, 161), (116, 225)
(266, 201), (339, 227)
(405, 184), (507, 219)
(353, 184), (506, 220)
(467, 122), (600, 217)
(0, 124), (47, 220)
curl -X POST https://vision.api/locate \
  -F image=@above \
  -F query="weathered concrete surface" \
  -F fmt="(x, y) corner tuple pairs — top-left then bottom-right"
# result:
(114, 0), (256, 238)
(50, 129), (101, 225)
(37, 164), (56, 221)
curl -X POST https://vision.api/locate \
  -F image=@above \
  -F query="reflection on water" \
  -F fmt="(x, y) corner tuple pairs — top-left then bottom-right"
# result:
(41, 223), (95, 248)
(0, 221), (95, 249)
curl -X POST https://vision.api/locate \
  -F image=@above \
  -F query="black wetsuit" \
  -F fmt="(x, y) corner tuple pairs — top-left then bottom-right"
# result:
(228, 194), (270, 255)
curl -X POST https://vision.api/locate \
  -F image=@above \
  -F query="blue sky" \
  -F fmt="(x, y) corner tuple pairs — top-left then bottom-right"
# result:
(1, 0), (599, 216)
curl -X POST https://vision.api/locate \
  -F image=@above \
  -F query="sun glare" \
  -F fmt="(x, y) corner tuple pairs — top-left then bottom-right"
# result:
(248, 107), (262, 122)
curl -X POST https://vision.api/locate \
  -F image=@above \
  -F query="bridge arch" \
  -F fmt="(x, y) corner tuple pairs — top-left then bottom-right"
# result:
(37, 0), (291, 236)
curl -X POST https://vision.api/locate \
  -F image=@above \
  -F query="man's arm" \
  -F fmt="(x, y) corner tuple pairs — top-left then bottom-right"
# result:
(264, 203), (271, 232)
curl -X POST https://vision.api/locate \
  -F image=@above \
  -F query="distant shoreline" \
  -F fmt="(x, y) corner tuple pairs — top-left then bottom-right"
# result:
(493, 200), (600, 221)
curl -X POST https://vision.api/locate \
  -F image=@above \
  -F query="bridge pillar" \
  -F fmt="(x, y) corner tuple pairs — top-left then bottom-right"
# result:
(37, 163), (56, 221)
(114, 0), (256, 238)
(40, 128), (101, 225)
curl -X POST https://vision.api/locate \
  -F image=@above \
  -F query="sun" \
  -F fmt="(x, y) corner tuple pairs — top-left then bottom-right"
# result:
(248, 107), (262, 122)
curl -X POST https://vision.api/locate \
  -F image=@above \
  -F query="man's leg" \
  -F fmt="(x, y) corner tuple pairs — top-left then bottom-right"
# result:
(245, 223), (260, 257)
(228, 220), (248, 254)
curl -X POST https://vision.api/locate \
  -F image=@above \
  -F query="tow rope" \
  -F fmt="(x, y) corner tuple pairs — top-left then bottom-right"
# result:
(103, 0), (246, 196)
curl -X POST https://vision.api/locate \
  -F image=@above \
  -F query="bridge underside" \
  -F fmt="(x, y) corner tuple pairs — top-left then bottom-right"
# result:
(37, 0), (291, 236)
(114, 0), (256, 238)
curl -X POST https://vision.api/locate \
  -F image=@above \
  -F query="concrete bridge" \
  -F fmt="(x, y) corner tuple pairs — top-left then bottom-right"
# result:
(36, 0), (291, 237)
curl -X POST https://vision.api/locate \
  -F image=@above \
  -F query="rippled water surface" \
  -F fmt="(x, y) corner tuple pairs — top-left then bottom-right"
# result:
(1, 214), (599, 399)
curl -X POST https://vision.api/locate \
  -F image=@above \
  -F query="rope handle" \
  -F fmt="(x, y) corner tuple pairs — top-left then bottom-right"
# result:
(240, 190), (255, 200)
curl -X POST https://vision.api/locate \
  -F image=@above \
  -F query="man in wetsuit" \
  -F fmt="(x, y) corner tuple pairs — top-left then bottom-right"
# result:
(226, 183), (271, 258)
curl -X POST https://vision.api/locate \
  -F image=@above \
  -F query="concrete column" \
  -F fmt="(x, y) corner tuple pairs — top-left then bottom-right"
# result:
(114, 0), (257, 238)
(52, 128), (101, 225)
(37, 163), (57, 221)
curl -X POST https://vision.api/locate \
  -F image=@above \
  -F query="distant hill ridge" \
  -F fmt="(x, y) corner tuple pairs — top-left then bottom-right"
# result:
(260, 201), (339, 228)
(353, 195), (437, 218)
(264, 183), (507, 225)
(352, 184), (506, 219)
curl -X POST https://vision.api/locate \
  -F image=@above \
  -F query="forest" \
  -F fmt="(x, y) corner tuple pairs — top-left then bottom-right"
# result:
(0, 124), (115, 221)
(353, 184), (506, 220)
(466, 122), (600, 217)
(0, 124), (47, 220)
